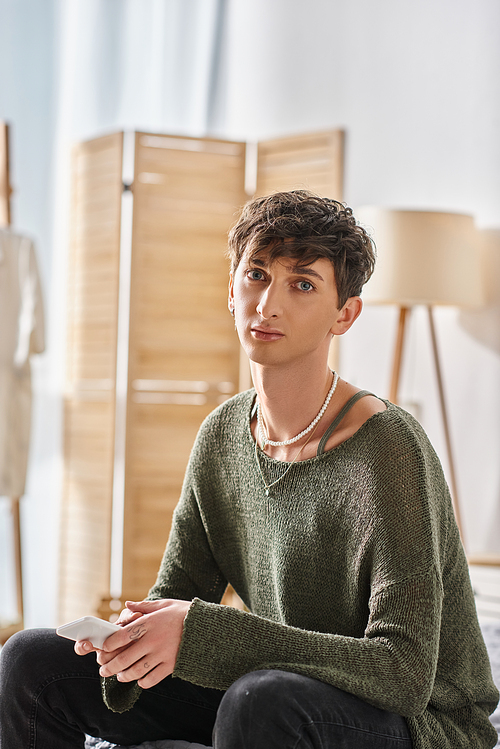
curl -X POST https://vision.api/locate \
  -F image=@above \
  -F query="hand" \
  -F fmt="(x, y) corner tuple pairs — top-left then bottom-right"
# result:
(116, 605), (144, 626)
(94, 599), (191, 688)
(73, 607), (143, 657)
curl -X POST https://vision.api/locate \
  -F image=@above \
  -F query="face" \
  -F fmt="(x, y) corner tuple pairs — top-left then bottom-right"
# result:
(229, 252), (359, 369)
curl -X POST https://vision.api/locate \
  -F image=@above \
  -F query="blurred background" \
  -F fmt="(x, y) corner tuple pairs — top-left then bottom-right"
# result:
(1, 0), (500, 630)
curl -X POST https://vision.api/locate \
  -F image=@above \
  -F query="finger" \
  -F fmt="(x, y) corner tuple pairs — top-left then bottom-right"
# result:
(116, 655), (160, 684)
(98, 640), (149, 678)
(96, 643), (130, 666)
(74, 640), (99, 656)
(124, 600), (143, 611)
(101, 618), (147, 653)
(124, 618), (149, 644)
(137, 661), (174, 689)
(116, 609), (142, 626)
(125, 599), (171, 613)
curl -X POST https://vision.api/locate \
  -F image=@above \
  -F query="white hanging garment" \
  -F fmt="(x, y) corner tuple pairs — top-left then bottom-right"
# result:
(0, 228), (45, 496)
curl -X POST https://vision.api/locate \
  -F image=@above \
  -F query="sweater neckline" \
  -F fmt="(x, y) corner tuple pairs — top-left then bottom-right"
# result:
(245, 390), (394, 466)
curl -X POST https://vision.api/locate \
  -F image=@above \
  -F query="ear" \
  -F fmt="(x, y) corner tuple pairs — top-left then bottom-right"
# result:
(330, 296), (363, 336)
(228, 273), (234, 314)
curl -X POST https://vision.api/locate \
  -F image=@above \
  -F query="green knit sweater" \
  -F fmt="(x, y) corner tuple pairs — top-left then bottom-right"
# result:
(103, 390), (499, 748)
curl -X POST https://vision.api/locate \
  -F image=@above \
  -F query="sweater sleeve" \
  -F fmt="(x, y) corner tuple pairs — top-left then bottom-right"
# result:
(173, 569), (442, 717)
(147, 481), (228, 605)
(102, 428), (230, 713)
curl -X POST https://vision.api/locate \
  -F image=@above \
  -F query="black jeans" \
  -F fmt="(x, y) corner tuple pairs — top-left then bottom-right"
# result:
(0, 628), (412, 748)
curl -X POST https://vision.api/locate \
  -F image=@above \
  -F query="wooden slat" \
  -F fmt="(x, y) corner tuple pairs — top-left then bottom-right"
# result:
(59, 400), (117, 621)
(0, 121), (11, 227)
(120, 133), (246, 599)
(59, 133), (123, 623)
(256, 129), (344, 200)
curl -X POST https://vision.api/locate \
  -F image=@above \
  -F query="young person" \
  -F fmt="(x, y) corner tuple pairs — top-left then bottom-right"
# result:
(1, 190), (498, 749)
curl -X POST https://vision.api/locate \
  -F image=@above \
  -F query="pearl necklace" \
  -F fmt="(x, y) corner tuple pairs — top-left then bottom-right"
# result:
(257, 371), (339, 449)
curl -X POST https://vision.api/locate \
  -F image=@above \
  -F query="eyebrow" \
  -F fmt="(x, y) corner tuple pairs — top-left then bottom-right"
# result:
(251, 257), (325, 283)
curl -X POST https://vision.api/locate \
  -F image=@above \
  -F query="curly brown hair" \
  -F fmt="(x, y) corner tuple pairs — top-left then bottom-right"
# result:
(227, 190), (376, 309)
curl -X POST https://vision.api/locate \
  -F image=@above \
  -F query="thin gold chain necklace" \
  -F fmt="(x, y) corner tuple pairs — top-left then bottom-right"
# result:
(254, 419), (320, 497)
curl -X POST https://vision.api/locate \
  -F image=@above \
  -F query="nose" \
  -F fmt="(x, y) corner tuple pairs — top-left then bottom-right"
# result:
(256, 282), (282, 319)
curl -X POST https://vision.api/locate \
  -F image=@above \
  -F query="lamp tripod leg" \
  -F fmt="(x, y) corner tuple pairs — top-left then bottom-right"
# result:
(427, 306), (464, 546)
(389, 306), (410, 404)
(11, 496), (24, 625)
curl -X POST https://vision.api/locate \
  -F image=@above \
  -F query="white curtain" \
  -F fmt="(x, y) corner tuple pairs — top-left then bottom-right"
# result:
(56, 0), (226, 140)
(0, 0), (229, 627)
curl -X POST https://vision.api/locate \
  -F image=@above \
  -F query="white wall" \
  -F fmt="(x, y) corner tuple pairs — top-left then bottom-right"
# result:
(219, 0), (500, 555)
(1, 0), (499, 626)
(221, 0), (500, 222)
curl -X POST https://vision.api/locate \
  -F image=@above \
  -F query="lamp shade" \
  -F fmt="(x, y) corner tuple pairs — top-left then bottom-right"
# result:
(477, 228), (500, 306)
(356, 207), (484, 307)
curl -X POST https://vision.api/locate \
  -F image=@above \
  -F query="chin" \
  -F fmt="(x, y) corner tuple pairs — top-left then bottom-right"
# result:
(244, 348), (277, 367)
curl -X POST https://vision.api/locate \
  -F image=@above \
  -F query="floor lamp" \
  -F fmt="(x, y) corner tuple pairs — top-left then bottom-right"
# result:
(355, 208), (484, 549)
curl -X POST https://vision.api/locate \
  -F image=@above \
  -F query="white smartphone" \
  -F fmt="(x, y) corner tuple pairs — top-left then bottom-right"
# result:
(56, 615), (121, 649)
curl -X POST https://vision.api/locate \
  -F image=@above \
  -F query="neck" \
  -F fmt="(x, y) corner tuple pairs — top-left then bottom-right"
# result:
(251, 358), (335, 444)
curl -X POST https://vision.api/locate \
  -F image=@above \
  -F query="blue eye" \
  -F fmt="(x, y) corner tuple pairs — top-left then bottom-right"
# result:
(248, 269), (264, 281)
(298, 281), (313, 292)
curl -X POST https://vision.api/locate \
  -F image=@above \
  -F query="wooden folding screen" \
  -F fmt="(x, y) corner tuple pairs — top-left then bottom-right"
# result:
(255, 129), (344, 198)
(60, 133), (247, 621)
(121, 134), (246, 601)
(59, 129), (343, 622)
(59, 133), (124, 622)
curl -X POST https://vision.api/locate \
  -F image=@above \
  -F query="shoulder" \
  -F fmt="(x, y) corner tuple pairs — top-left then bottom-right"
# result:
(368, 402), (439, 462)
(336, 400), (450, 511)
(323, 383), (423, 456)
(352, 403), (453, 525)
(344, 396), (433, 452)
(200, 388), (255, 429)
(339, 392), (387, 438)
(184, 389), (256, 487)
(346, 405), (454, 576)
(193, 389), (255, 451)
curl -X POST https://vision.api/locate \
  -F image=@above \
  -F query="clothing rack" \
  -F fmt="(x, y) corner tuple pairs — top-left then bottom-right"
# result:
(0, 121), (24, 645)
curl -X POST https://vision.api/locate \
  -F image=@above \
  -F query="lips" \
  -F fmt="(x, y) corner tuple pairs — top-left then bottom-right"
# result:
(251, 326), (284, 342)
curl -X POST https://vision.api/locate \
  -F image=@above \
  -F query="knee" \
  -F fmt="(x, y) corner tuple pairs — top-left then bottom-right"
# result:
(217, 669), (304, 726)
(214, 670), (311, 747)
(0, 628), (66, 685)
(1, 629), (39, 671)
